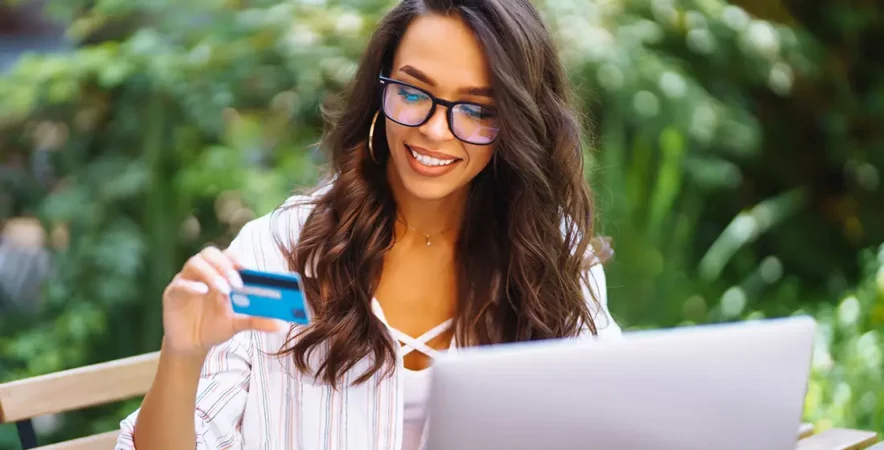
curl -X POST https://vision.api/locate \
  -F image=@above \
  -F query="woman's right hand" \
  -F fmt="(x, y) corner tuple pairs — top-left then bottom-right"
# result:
(162, 246), (284, 355)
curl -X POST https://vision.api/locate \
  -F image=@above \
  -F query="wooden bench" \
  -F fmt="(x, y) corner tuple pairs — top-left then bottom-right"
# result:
(797, 423), (879, 449)
(0, 352), (879, 449)
(0, 352), (160, 449)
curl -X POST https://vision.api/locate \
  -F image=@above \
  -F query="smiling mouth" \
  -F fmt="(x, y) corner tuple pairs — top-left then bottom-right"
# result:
(406, 144), (461, 167)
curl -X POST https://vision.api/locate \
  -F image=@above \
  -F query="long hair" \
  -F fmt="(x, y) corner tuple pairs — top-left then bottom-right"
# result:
(276, 0), (610, 386)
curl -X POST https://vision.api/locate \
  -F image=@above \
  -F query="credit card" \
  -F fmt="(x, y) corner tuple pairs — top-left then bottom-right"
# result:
(229, 269), (310, 324)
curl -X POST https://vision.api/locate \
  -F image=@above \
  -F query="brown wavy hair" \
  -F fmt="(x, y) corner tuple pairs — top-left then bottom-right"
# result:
(276, 0), (611, 386)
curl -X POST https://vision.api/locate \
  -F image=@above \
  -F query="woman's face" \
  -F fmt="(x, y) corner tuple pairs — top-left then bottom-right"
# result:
(383, 14), (498, 201)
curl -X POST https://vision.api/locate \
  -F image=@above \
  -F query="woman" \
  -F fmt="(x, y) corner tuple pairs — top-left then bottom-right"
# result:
(117, 0), (621, 449)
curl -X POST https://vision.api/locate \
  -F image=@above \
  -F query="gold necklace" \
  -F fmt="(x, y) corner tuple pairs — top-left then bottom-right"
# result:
(396, 218), (451, 246)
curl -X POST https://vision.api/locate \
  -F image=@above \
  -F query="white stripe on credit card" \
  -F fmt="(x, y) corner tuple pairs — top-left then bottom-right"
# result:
(233, 285), (282, 299)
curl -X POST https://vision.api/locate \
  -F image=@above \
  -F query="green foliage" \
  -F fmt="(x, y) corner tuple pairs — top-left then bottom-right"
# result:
(804, 244), (884, 432)
(0, 0), (881, 446)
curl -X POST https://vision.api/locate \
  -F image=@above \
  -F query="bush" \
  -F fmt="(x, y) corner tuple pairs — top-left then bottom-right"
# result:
(804, 244), (884, 432)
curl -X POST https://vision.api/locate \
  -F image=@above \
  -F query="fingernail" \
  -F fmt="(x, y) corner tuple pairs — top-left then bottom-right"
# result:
(214, 276), (231, 295)
(191, 282), (210, 294)
(227, 269), (244, 289)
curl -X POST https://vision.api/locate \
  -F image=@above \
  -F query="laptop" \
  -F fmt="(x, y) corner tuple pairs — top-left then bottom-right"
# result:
(426, 316), (815, 450)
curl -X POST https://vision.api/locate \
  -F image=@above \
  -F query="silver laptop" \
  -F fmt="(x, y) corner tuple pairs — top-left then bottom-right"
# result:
(426, 316), (815, 450)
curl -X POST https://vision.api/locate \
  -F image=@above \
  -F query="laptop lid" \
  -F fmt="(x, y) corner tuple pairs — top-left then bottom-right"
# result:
(426, 316), (815, 450)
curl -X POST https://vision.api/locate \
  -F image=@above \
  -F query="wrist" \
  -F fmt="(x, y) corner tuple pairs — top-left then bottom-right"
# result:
(161, 337), (210, 369)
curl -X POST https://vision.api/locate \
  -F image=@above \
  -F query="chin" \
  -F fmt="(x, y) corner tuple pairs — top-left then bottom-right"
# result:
(398, 175), (465, 201)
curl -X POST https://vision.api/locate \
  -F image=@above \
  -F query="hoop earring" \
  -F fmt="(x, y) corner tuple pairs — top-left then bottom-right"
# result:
(368, 111), (380, 164)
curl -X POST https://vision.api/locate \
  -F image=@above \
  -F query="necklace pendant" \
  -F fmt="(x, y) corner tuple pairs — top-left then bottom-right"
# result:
(424, 234), (432, 246)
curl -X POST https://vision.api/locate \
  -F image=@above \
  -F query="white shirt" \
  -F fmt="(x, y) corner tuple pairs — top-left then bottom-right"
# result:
(115, 192), (622, 450)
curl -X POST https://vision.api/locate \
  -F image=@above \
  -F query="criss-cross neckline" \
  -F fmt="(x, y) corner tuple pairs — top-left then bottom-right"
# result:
(371, 298), (453, 366)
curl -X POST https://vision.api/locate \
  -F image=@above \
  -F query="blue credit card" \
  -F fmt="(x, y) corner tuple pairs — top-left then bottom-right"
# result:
(229, 269), (310, 324)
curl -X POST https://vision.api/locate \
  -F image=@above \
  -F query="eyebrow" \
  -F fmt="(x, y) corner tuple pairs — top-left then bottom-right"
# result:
(398, 64), (494, 98)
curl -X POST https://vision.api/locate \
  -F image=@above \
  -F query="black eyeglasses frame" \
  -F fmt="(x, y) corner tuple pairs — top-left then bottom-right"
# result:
(377, 75), (499, 146)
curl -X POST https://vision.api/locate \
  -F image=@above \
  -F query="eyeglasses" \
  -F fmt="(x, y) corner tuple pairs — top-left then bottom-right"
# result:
(378, 76), (500, 145)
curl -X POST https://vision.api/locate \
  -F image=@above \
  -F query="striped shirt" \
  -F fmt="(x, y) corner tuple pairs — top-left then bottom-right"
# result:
(115, 193), (622, 450)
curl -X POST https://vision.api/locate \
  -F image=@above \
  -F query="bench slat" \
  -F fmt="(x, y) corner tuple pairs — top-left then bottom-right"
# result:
(796, 428), (878, 450)
(0, 352), (160, 422)
(34, 430), (119, 450)
(799, 422), (815, 439)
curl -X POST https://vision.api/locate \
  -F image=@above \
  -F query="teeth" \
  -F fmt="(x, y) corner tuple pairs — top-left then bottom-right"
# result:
(410, 148), (456, 167)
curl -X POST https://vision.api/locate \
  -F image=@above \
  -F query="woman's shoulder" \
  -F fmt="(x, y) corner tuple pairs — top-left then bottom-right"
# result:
(227, 182), (332, 272)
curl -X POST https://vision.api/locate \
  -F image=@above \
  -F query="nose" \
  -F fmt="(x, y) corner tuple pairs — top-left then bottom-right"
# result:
(419, 106), (455, 142)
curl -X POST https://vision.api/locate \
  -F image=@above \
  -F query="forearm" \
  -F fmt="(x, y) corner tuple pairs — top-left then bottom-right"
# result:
(132, 339), (208, 450)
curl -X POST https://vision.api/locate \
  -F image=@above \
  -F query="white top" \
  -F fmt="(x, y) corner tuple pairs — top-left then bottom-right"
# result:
(401, 369), (431, 450)
(372, 301), (451, 450)
(115, 191), (622, 450)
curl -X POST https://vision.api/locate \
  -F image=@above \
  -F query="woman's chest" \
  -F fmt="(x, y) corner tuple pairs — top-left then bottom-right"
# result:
(374, 248), (457, 370)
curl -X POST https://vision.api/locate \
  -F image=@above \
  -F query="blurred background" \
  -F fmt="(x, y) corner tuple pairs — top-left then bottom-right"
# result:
(0, 0), (882, 446)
